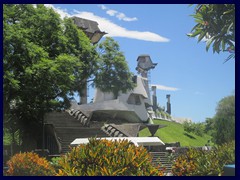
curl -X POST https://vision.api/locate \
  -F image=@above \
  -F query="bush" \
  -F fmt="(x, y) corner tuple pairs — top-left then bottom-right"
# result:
(183, 121), (205, 137)
(50, 156), (62, 171)
(56, 138), (165, 176)
(6, 152), (55, 176)
(172, 141), (235, 176)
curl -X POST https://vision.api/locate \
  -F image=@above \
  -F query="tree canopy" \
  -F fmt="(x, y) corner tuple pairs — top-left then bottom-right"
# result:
(212, 95), (235, 145)
(188, 4), (235, 62)
(3, 4), (135, 149)
(94, 37), (135, 98)
(3, 4), (95, 148)
(204, 94), (235, 145)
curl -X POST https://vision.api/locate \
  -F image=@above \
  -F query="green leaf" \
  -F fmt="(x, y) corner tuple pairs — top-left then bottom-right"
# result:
(227, 22), (233, 34)
(206, 36), (215, 51)
(224, 54), (234, 63)
(223, 9), (234, 15)
(212, 38), (220, 53)
(188, 29), (201, 38)
(221, 39), (226, 51)
(213, 39), (221, 53)
(197, 31), (207, 42)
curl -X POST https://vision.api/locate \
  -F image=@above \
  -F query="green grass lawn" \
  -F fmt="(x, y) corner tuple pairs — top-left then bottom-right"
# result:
(139, 119), (213, 147)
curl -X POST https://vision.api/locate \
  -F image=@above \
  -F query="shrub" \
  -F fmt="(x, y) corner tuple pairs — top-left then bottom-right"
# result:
(171, 148), (198, 176)
(6, 152), (55, 176)
(50, 156), (62, 171)
(183, 121), (205, 137)
(172, 141), (235, 176)
(56, 138), (165, 176)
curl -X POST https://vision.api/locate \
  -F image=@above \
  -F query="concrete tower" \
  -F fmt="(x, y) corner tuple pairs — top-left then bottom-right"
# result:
(151, 86), (157, 111)
(166, 94), (171, 115)
(136, 55), (157, 107)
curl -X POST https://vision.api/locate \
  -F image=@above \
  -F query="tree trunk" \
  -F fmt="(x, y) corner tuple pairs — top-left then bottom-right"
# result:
(79, 79), (88, 104)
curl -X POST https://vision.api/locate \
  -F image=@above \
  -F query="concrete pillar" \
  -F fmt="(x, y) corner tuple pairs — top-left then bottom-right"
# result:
(152, 86), (157, 111)
(166, 94), (171, 115)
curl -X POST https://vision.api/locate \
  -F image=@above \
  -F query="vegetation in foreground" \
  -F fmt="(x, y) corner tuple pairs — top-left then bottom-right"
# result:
(172, 141), (235, 176)
(5, 138), (165, 176)
(5, 139), (234, 176)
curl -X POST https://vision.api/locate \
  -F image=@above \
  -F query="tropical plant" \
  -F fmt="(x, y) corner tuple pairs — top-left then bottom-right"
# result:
(188, 4), (235, 62)
(56, 138), (165, 176)
(6, 152), (55, 176)
(172, 141), (235, 176)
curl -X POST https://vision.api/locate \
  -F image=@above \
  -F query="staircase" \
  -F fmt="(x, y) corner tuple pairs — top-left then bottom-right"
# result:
(149, 152), (174, 173)
(55, 127), (108, 153)
(67, 109), (90, 126)
(45, 112), (157, 154)
(101, 124), (127, 137)
(45, 112), (108, 154)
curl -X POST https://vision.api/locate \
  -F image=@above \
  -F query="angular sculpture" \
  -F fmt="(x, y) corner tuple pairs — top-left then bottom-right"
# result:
(67, 55), (158, 125)
(45, 55), (165, 154)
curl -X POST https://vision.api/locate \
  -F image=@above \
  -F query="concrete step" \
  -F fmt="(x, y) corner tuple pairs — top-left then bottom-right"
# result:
(44, 112), (114, 154)
(45, 112), (87, 127)
(149, 152), (174, 173)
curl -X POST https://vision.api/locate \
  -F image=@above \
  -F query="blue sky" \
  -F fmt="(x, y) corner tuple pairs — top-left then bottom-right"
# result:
(45, 4), (235, 122)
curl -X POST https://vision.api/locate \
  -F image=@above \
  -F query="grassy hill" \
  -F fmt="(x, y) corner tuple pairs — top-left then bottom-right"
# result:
(139, 119), (213, 147)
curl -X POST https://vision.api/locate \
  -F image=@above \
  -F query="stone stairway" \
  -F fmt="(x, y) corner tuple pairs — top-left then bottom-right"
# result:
(45, 112), (155, 154)
(67, 109), (90, 126)
(46, 112), (86, 128)
(101, 124), (127, 137)
(149, 152), (173, 173)
(55, 127), (108, 153)
(45, 112), (109, 154)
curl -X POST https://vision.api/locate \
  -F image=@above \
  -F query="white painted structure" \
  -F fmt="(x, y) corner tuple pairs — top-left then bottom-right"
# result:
(70, 76), (153, 123)
(69, 55), (158, 124)
(71, 137), (165, 147)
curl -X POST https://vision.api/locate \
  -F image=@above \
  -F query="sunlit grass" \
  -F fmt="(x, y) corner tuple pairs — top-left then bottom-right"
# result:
(139, 119), (213, 147)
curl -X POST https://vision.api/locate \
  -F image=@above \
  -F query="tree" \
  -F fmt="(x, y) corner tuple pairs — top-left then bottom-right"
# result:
(62, 18), (97, 104)
(212, 95), (235, 145)
(183, 121), (192, 134)
(94, 37), (135, 98)
(204, 117), (215, 135)
(3, 4), (95, 149)
(188, 4), (235, 62)
(183, 121), (205, 137)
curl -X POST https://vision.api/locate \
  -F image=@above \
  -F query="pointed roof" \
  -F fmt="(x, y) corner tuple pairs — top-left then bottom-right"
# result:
(136, 55), (158, 71)
(72, 16), (106, 44)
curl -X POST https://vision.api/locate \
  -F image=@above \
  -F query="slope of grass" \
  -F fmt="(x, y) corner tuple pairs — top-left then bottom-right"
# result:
(139, 119), (213, 147)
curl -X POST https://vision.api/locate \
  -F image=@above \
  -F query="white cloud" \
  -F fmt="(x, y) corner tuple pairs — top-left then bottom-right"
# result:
(73, 11), (170, 42)
(44, 4), (69, 19)
(151, 84), (179, 91)
(98, 5), (138, 22)
(44, 4), (170, 43)
(98, 5), (107, 10)
(106, 10), (118, 16)
(116, 13), (138, 22)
